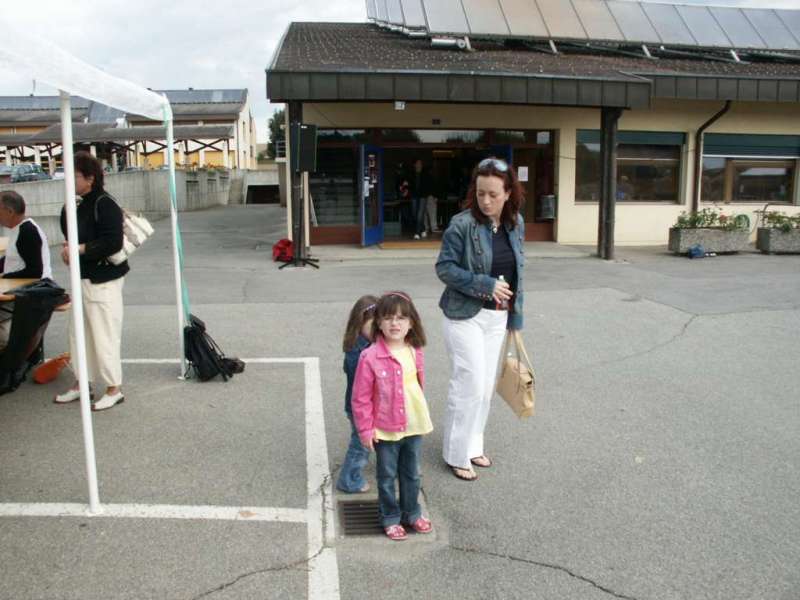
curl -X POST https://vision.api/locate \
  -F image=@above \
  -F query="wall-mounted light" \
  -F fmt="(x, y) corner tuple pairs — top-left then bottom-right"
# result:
(394, 101), (406, 111)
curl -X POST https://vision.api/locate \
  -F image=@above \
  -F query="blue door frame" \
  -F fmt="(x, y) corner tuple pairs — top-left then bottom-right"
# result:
(360, 144), (384, 246)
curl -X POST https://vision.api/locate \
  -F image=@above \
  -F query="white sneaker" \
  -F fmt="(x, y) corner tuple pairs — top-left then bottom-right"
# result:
(92, 392), (124, 412)
(421, 231), (428, 239)
(413, 234), (420, 240)
(54, 388), (89, 404)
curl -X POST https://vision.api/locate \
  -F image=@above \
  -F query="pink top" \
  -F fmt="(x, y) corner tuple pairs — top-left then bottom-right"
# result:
(351, 335), (425, 446)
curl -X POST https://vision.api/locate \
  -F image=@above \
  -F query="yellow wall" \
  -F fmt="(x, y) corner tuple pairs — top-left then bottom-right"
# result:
(204, 151), (223, 166)
(303, 100), (800, 245)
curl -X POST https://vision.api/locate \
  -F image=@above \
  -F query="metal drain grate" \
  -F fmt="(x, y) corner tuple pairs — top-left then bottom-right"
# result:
(338, 499), (382, 536)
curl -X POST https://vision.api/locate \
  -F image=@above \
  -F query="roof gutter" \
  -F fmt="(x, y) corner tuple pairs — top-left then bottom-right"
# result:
(692, 100), (731, 214)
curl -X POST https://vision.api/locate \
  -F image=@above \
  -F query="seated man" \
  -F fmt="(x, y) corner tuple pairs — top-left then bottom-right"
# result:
(0, 190), (52, 349)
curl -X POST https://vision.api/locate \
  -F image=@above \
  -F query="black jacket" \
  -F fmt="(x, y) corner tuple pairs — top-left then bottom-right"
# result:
(60, 188), (129, 283)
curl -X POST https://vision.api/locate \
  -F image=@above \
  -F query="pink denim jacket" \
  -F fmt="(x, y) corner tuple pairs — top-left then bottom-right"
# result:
(351, 336), (425, 446)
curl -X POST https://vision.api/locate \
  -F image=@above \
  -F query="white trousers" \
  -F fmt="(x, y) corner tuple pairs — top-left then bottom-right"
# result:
(68, 277), (124, 389)
(442, 309), (508, 469)
(424, 195), (438, 232)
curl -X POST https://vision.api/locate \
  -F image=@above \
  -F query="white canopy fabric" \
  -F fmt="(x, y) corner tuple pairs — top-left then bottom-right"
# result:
(1, 17), (187, 514)
(0, 18), (169, 122)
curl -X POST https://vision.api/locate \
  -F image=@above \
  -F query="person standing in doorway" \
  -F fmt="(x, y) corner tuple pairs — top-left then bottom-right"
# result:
(409, 159), (433, 240)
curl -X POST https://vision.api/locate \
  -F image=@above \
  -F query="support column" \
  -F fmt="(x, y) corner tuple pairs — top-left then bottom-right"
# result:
(223, 139), (230, 168)
(597, 107), (622, 261)
(34, 147), (42, 166)
(89, 145), (97, 157)
(287, 101), (305, 259)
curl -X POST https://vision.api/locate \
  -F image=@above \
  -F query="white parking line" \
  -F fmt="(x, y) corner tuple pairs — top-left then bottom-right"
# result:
(0, 357), (340, 600)
(0, 503), (306, 523)
(304, 357), (340, 600)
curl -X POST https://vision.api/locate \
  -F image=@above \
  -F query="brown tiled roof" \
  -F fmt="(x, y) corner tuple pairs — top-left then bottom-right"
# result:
(273, 22), (800, 80)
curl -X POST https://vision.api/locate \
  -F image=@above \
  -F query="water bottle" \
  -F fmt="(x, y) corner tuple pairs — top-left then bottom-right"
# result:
(496, 275), (509, 310)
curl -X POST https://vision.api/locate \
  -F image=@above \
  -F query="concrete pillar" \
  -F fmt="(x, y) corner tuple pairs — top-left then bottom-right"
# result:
(134, 142), (141, 168)
(223, 139), (230, 168)
(34, 147), (42, 165)
(178, 144), (185, 166)
(5, 148), (12, 166)
(89, 145), (97, 157)
(111, 150), (118, 172)
(47, 152), (55, 175)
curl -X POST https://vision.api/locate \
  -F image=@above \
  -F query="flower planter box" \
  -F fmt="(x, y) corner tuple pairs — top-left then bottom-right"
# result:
(668, 228), (749, 255)
(756, 228), (800, 254)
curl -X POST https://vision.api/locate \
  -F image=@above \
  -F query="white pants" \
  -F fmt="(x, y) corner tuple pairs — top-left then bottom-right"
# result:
(424, 195), (438, 232)
(68, 277), (124, 389)
(442, 309), (508, 469)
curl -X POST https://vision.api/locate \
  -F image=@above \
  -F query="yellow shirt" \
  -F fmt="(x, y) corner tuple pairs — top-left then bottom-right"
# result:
(376, 346), (433, 441)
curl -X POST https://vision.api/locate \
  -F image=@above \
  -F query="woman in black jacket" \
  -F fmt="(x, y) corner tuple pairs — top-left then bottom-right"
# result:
(54, 151), (129, 411)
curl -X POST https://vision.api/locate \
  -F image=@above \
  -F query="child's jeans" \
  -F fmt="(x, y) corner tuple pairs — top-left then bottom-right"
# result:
(336, 415), (370, 493)
(375, 435), (422, 527)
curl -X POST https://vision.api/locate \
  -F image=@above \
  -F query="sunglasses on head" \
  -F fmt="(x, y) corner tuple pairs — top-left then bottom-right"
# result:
(478, 157), (509, 172)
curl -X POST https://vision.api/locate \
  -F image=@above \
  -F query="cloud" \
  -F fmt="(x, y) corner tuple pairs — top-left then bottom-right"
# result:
(0, 0), (367, 142)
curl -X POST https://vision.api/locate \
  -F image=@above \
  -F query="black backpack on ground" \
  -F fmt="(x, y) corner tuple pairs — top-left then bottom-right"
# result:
(183, 314), (245, 382)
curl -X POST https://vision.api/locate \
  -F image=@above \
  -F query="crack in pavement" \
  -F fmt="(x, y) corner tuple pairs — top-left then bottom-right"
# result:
(563, 313), (699, 375)
(188, 547), (323, 600)
(191, 470), (338, 599)
(451, 545), (640, 600)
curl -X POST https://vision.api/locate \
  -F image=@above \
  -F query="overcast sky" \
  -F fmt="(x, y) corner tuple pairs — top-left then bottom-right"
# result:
(1, 0), (798, 142)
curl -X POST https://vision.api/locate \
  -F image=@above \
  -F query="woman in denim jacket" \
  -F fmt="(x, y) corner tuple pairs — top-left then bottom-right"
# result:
(435, 158), (525, 481)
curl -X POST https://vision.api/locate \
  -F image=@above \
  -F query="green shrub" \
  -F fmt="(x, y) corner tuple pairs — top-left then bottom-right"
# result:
(673, 208), (749, 231)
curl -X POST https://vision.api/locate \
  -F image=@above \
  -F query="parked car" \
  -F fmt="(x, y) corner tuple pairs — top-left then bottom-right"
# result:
(52, 167), (65, 180)
(9, 163), (51, 183)
(0, 164), (13, 183)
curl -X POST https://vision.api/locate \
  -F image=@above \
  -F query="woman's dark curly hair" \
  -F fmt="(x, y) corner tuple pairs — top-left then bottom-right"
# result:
(464, 158), (524, 230)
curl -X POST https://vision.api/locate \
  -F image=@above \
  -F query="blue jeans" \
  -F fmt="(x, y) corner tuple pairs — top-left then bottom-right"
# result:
(336, 415), (370, 493)
(411, 196), (426, 235)
(375, 435), (422, 527)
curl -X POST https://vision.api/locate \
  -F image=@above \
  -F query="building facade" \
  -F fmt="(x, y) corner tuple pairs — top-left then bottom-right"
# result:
(267, 19), (800, 247)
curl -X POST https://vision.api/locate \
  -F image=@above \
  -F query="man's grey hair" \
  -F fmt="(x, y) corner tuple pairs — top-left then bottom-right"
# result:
(0, 190), (25, 215)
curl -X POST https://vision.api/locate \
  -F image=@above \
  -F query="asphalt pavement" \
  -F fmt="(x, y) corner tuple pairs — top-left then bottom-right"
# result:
(1, 204), (798, 600)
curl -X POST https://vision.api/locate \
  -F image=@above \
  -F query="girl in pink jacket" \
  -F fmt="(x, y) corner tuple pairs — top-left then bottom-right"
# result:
(351, 291), (434, 541)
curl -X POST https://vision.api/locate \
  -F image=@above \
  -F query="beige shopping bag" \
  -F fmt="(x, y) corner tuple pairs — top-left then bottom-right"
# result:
(496, 329), (536, 418)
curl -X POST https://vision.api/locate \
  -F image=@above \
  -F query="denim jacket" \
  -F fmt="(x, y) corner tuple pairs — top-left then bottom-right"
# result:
(351, 336), (425, 445)
(436, 209), (525, 330)
(343, 335), (370, 416)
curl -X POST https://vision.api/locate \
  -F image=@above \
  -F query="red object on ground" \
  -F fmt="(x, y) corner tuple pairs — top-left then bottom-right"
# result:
(272, 239), (294, 263)
(33, 352), (70, 384)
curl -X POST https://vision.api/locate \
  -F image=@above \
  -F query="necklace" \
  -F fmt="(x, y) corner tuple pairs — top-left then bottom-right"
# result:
(491, 223), (499, 234)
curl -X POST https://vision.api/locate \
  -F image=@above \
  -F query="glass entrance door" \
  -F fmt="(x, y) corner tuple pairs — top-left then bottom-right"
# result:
(360, 144), (383, 246)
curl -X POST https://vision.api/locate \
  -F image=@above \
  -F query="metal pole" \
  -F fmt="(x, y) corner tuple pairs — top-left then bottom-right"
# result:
(288, 101), (304, 260)
(60, 91), (101, 514)
(164, 110), (187, 377)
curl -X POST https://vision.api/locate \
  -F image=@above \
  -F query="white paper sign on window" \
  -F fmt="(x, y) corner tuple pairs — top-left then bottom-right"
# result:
(518, 166), (529, 182)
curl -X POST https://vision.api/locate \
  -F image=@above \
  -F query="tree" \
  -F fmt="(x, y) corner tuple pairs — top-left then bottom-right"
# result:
(266, 108), (285, 159)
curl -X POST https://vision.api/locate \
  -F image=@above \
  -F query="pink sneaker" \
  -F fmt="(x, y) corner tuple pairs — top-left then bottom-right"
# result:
(384, 524), (408, 541)
(407, 516), (433, 534)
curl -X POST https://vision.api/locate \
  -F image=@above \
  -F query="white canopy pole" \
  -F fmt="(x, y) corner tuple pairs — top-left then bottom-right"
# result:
(59, 91), (101, 514)
(164, 108), (187, 376)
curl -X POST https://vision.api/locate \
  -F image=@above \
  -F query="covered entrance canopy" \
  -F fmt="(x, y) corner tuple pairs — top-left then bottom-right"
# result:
(267, 11), (800, 257)
(0, 17), (188, 513)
